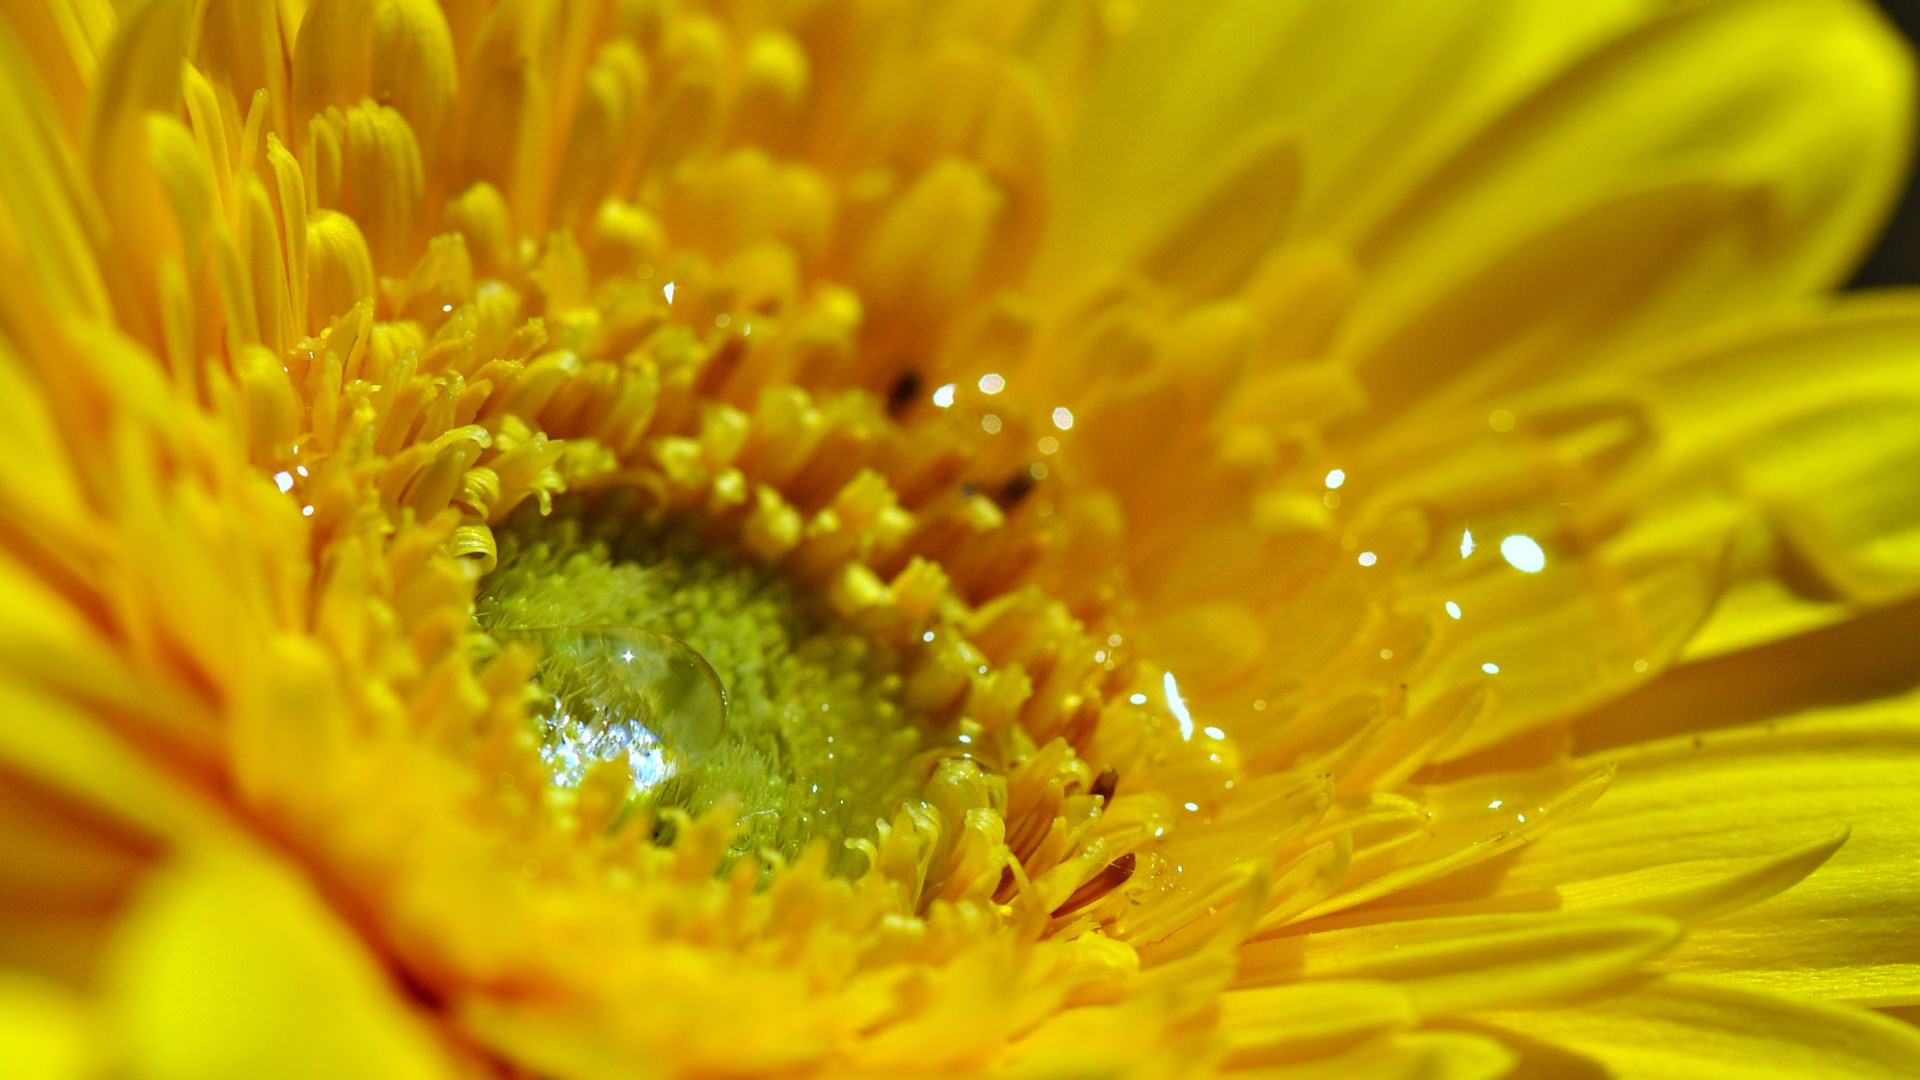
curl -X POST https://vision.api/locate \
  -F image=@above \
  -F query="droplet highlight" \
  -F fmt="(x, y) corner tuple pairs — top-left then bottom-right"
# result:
(506, 626), (729, 789)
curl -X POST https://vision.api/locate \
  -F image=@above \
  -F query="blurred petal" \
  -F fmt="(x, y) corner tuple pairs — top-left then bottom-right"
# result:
(104, 851), (454, 1080)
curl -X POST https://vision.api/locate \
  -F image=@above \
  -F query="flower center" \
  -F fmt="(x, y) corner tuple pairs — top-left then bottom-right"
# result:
(478, 500), (950, 864)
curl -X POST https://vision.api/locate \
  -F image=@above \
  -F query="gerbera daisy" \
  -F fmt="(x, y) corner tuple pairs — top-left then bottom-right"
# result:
(3, 0), (1919, 1075)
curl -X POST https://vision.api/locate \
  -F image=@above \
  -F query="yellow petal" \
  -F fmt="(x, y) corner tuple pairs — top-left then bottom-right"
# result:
(0, 972), (93, 1080)
(0, 14), (109, 321)
(1045, 0), (1661, 297)
(1348, 178), (1777, 423)
(104, 850), (454, 1080)
(0, 664), (226, 846)
(1557, 829), (1849, 925)
(1581, 595), (1920, 752)
(1241, 910), (1678, 1017)
(1469, 976), (1920, 1078)
(1244, 1031), (1515, 1080)
(1359, 0), (1913, 340)
(1216, 980), (1413, 1066)
(1510, 709), (1920, 1004)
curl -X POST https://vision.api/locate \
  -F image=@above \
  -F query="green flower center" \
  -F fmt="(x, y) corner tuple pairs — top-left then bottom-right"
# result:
(478, 501), (943, 863)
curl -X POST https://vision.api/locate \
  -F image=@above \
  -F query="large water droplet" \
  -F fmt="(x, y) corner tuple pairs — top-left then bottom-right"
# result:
(503, 626), (729, 790)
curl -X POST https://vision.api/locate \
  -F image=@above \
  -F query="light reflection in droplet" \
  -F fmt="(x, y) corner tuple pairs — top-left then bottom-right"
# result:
(1445, 600), (1463, 620)
(273, 470), (294, 493)
(1051, 406), (1075, 430)
(662, 281), (676, 304)
(1202, 725), (1226, 741)
(506, 626), (729, 790)
(1500, 534), (1547, 573)
(1128, 692), (1148, 705)
(1460, 529), (1476, 558)
(1183, 801), (1200, 813)
(1481, 661), (1501, 675)
(1357, 551), (1378, 567)
(1163, 670), (1194, 741)
(1487, 799), (1504, 809)
(931, 383), (957, 408)
(978, 372), (1005, 395)
(1324, 468), (1346, 490)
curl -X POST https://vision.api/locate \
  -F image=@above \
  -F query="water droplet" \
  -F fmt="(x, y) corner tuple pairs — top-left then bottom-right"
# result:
(505, 626), (729, 790)
(1500, 534), (1547, 573)
(1163, 670), (1194, 741)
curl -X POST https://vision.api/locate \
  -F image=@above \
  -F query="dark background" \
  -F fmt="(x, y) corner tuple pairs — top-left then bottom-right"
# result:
(1857, 0), (1920, 285)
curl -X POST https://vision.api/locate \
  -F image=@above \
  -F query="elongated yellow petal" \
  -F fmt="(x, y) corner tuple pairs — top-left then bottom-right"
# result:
(1044, 0), (1662, 299)
(1242, 910), (1679, 1017)
(1217, 980), (1415, 1066)
(1244, 1031), (1515, 1080)
(1469, 977), (1920, 1078)
(1359, 0), (1913, 343)
(1511, 709), (1920, 1004)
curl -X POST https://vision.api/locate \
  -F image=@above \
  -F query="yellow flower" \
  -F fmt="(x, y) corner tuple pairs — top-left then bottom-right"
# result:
(3, 0), (1919, 1075)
